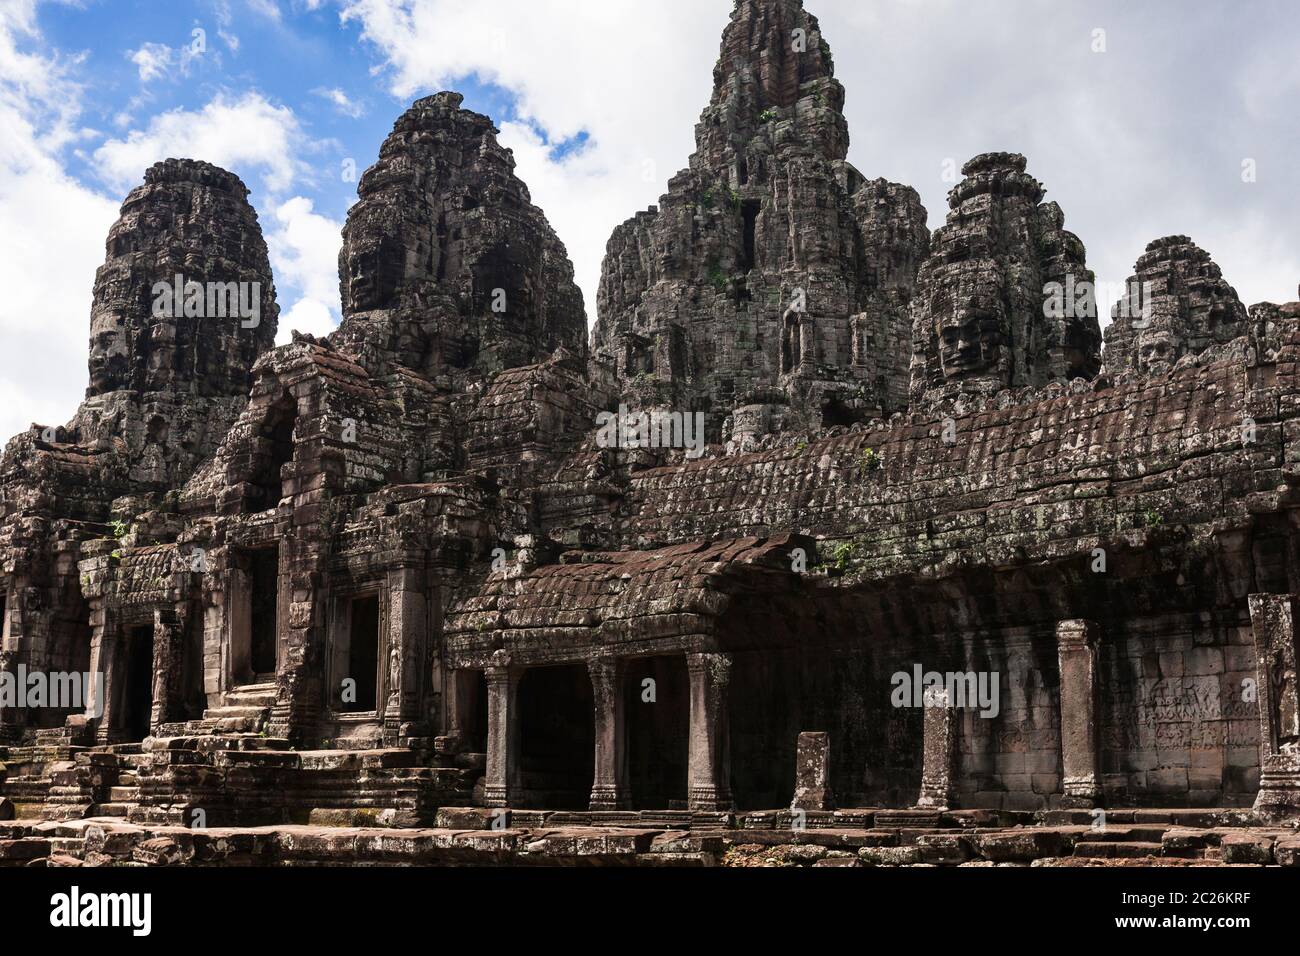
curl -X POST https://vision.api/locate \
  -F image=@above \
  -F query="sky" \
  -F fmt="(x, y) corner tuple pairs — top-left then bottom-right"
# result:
(0, 0), (1296, 441)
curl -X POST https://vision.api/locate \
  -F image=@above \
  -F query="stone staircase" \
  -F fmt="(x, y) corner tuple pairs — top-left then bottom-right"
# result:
(156, 682), (277, 737)
(87, 754), (146, 820)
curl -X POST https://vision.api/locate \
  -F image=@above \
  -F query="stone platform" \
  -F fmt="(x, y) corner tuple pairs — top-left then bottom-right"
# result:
(1, 808), (1295, 868)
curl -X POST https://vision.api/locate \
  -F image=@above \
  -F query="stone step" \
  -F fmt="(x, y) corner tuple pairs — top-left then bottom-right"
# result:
(89, 803), (139, 817)
(108, 787), (140, 801)
(224, 683), (278, 708)
(117, 771), (139, 785)
(1073, 841), (1166, 859)
(202, 705), (269, 720)
(158, 715), (264, 735)
(1088, 826), (1169, 843)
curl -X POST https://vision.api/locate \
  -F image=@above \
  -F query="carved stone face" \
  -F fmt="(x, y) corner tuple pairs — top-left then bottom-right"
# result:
(932, 269), (1007, 381)
(1136, 327), (1177, 375)
(343, 232), (405, 314)
(88, 309), (131, 393)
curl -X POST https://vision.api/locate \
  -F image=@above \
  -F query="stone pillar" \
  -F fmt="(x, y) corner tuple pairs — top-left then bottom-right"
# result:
(150, 608), (184, 731)
(1249, 593), (1300, 822)
(588, 657), (629, 810)
(686, 652), (733, 812)
(798, 318), (816, 369)
(0, 580), (19, 741)
(791, 731), (834, 811)
(1056, 619), (1102, 807)
(92, 625), (120, 746)
(383, 566), (427, 746)
(484, 657), (521, 809)
(917, 687), (955, 808)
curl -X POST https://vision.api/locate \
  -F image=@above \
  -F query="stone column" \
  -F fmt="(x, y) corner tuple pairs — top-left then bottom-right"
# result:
(150, 608), (184, 731)
(1056, 619), (1102, 807)
(0, 580), (19, 741)
(686, 652), (733, 812)
(1249, 593), (1300, 822)
(92, 625), (120, 746)
(588, 657), (629, 810)
(484, 657), (521, 808)
(791, 731), (834, 811)
(917, 686), (955, 808)
(798, 318), (816, 369)
(383, 566), (427, 746)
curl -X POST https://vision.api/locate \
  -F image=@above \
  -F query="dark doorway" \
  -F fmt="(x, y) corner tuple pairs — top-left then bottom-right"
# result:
(624, 656), (689, 809)
(517, 665), (594, 809)
(459, 670), (489, 754)
(344, 594), (380, 713)
(729, 649), (800, 810)
(253, 391), (296, 507)
(249, 548), (279, 678)
(124, 625), (154, 742)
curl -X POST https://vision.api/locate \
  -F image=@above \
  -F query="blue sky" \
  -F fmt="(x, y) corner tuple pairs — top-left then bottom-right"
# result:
(1, 0), (1297, 441)
(37, 0), (586, 223)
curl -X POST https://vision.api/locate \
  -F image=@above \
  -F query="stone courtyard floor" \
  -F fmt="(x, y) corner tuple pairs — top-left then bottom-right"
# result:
(1, 807), (1296, 867)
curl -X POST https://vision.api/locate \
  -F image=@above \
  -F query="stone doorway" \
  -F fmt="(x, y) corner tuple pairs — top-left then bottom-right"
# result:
(330, 590), (384, 715)
(230, 546), (280, 687)
(123, 624), (154, 742)
(624, 656), (689, 809)
(517, 664), (593, 809)
(248, 547), (278, 679)
(346, 594), (380, 713)
(252, 389), (296, 508)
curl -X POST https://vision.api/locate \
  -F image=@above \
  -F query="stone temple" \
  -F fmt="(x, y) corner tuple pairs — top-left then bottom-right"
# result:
(2, 0), (1300, 867)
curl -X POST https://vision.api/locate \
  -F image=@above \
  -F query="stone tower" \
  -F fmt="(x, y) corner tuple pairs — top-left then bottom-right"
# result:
(1102, 235), (1249, 377)
(86, 158), (278, 401)
(335, 92), (587, 381)
(594, 0), (930, 442)
(61, 158), (280, 489)
(909, 152), (1102, 406)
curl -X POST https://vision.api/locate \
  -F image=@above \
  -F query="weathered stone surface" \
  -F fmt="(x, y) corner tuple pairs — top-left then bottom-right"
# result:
(2, 0), (1299, 864)
(910, 152), (1101, 406)
(336, 91), (586, 381)
(1103, 236), (1249, 378)
(594, 0), (929, 441)
(791, 731), (833, 811)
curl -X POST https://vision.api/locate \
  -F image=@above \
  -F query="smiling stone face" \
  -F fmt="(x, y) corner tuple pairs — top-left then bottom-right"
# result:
(87, 309), (131, 394)
(335, 92), (586, 376)
(84, 159), (278, 400)
(1103, 236), (1249, 378)
(910, 153), (1100, 404)
(932, 269), (1008, 382)
(1135, 327), (1178, 376)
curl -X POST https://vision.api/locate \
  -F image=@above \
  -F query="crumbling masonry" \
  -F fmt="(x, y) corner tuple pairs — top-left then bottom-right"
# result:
(3, 0), (1300, 866)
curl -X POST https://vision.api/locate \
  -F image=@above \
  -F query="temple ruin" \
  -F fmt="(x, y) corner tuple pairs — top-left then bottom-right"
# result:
(2, 0), (1300, 867)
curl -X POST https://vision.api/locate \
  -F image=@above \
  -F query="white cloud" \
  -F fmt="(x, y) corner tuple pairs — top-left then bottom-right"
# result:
(313, 85), (364, 117)
(92, 91), (314, 195)
(339, 0), (1299, 320)
(128, 41), (173, 82)
(339, 0), (726, 321)
(246, 0), (282, 21)
(0, 0), (120, 441)
(266, 195), (344, 344)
